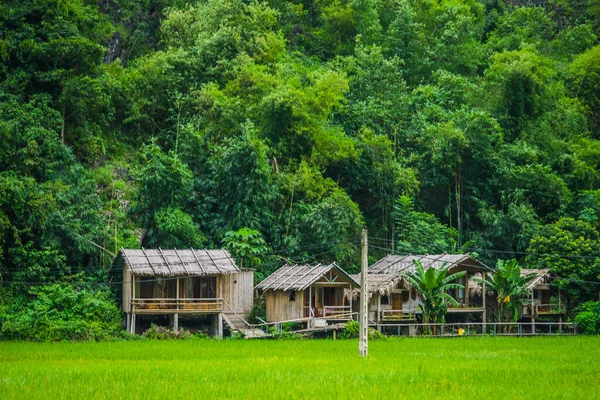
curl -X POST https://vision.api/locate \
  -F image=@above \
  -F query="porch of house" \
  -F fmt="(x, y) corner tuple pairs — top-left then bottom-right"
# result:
(302, 283), (354, 320)
(128, 275), (225, 337)
(374, 273), (487, 323)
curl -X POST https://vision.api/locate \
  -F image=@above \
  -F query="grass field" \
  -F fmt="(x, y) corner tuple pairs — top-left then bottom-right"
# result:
(1, 337), (599, 399)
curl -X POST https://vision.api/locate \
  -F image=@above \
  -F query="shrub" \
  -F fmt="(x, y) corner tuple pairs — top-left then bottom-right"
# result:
(142, 324), (202, 340)
(0, 284), (122, 341)
(339, 320), (360, 339)
(574, 301), (600, 335)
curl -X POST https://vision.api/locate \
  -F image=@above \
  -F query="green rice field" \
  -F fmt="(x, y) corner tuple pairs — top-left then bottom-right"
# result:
(1, 337), (598, 399)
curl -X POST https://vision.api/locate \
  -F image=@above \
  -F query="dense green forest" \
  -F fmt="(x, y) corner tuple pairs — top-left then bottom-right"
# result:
(1, 0), (599, 338)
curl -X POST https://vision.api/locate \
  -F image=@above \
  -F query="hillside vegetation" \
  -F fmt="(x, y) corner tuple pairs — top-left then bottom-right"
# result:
(1, 0), (599, 338)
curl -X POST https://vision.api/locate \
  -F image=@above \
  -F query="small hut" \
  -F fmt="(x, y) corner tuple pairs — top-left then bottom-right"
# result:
(116, 248), (253, 337)
(470, 268), (566, 322)
(256, 263), (359, 323)
(358, 254), (492, 324)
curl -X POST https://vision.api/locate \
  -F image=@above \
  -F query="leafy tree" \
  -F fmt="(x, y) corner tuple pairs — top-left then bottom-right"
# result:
(526, 218), (600, 311)
(133, 143), (195, 246)
(223, 228), (268, 271)
(567, 45), (600, 136)
(401, 260), (466, 329)
(393, 196), (458, 254)
(473, 259), (536, 329)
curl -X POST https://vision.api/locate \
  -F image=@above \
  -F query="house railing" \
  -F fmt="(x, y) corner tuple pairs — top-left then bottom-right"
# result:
(322, 306), (353, 318)
(304, 305), (352, 318)
(380, 309), (417, 320)
(375, 322), (576, 337)
(448, 297), (483, 309)
(533, 303), (566, 315)
(131, 298), (223, 312)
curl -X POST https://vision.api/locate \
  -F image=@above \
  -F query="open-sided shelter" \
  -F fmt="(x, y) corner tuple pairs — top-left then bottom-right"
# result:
(257, 263), (359, 323)
(117, 248), (253, 337)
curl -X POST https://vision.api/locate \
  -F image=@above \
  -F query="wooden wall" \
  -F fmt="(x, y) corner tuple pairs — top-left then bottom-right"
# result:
(221, 270), (254, 314)
(123, 267), (132, 313)
(265, 290), (304, 322)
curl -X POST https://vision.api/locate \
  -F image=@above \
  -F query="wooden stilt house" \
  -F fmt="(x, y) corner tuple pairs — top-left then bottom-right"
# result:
(521, 269), (566, 319)
(354, 254), (492, 324)
(256, 263), (360, 323)
(117, 248), (253, 337)
(470, 268), (566, 326)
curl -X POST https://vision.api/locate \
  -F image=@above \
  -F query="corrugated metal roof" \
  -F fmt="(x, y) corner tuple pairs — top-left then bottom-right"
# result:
(368, 254), (490, 274)
(256, 263), (359, 291)
(119, 248), (239, 277)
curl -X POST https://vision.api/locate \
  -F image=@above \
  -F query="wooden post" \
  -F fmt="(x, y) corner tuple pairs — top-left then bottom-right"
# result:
(174, 277), (180, 332)
(377, 293), (381, 324)
(217, 313), (223, 339)
(131, 312), (136, 335)
(359, 229), (368, 357)
(531, 290), (535, 334)
(309, 286), (313, 319)
(482, 277), (486, 333)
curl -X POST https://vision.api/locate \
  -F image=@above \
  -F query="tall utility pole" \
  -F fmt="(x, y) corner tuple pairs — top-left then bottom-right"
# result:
(359, 228), (368, 357)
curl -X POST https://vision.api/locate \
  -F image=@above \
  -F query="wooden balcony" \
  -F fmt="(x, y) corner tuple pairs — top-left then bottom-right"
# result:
(305, 306), (353, 319)
(532, 303), (566, 315)
(380, 309), (417, 321)
(448, 297), (484, 312)
(131, 298), (223, 314)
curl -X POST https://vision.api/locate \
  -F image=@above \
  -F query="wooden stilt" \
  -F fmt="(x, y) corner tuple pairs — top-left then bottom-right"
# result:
(131, 312), (136, 335)
(218, 313), (223, 339)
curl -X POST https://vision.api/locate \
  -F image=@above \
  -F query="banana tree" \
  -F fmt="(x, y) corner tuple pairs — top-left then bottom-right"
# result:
(401, 260), (466, 333)
(473, 259), (536, 331)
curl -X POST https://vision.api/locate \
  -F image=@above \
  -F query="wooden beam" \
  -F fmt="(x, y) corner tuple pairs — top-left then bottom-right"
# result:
(282, 264), (322, 292)
(221, 248), (239, 272)
(205, 249), (224, 273)
(141, 248), (158, 276)
(158, 248), (174, 275)
(190, 248), (207, 275)
(173, 248), (190, 275)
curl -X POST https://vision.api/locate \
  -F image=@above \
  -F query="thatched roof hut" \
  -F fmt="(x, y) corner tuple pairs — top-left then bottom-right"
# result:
(350, 273), (403, 300)
(468, 268), (551, 295)
(117, 248), (239, 277)
(369, 253), (491, 275)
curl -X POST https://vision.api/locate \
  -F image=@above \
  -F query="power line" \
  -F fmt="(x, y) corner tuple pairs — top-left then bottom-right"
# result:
(366, 243), (600, 286)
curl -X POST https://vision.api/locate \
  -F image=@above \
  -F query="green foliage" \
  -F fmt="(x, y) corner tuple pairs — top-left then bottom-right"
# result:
(473, 259), (536, 325)
(393, 196), (457, 254)
(223, 228), (268, 269)
(339, 319), (360, 339)
(142, 324), (205, 340)
(401, 260), (466, 325)
(573, 302), (600, 335)
(1, 0), (600, 340)
(0, 284), (122, 341)
(526, 218), (600, 309)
